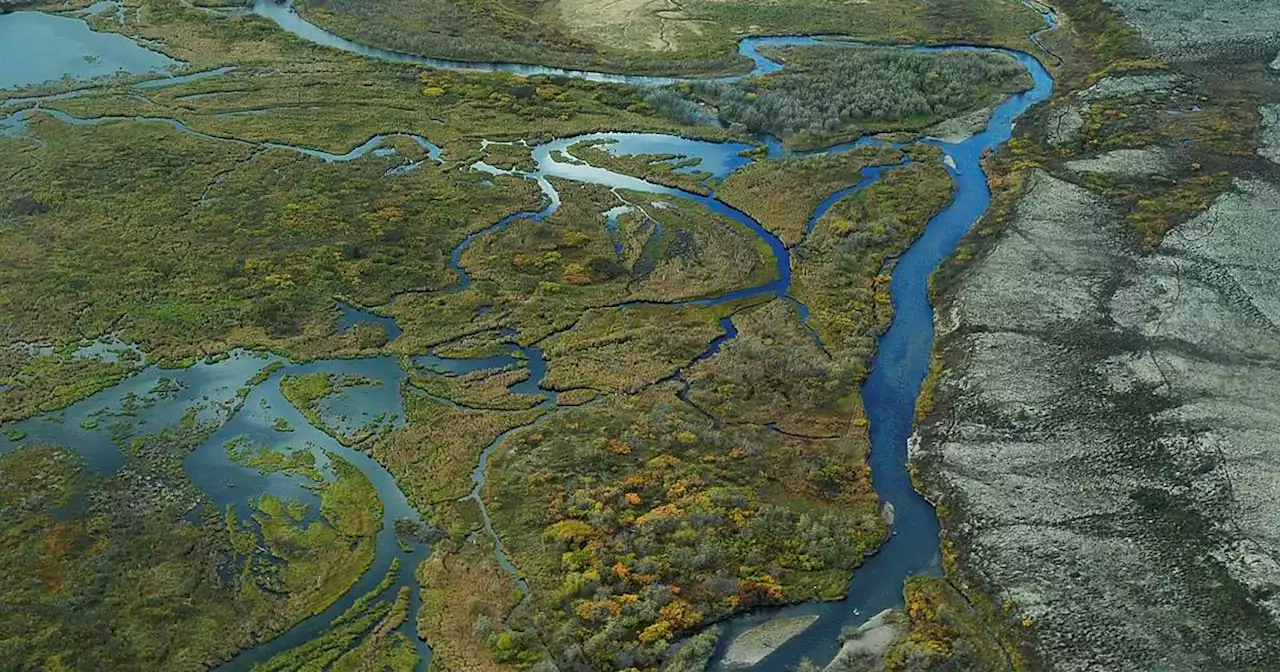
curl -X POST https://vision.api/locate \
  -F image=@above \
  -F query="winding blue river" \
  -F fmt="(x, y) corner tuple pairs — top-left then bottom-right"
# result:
(708, 47), (1054, 671)
(0, 3), (1056, 670)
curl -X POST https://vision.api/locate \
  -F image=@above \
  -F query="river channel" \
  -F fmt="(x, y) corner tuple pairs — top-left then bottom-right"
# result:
(0, 3), (1055, 670)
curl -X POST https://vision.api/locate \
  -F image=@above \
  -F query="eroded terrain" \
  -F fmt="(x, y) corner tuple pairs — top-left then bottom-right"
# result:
(915, 1), (1280, 669)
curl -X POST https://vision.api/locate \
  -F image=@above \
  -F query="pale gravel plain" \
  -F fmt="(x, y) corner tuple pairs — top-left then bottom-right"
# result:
(1262, 105), (1279, 164)
(916, 170), (1280, 669)
(925, 106), (994, 144)
(1064, 146), (1180, 176)
(1099, 0), (1280, 61)
(914, 4), (1280, 666)
(1077, 72), (1183, 101)
(720, 615), (819, 669)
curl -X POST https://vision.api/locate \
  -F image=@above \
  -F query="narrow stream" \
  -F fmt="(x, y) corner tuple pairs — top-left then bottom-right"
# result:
(0, 3), (1056, 670)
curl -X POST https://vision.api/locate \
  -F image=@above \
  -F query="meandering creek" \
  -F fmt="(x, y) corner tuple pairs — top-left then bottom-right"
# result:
(0, 4), (1054, 670)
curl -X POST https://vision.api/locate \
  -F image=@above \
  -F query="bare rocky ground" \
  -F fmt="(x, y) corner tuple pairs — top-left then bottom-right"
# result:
(1263, 104), (1279, 164)
(1047, 73), (1188, 147)
(721, 615), (820, 669)
(917, 169), (1280, 669)
(1064, 146), (1181, 176)
(926, 106), (995, 144)
(913, 2), (1280, 670)
(1100, 0), (1280, 62)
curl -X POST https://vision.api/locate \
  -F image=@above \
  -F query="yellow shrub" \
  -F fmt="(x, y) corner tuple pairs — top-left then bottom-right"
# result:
(544, 519), (593, 542)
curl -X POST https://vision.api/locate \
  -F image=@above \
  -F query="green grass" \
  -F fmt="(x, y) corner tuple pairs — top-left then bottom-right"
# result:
(0, 111), (543, 362)
(0, 424), (383, 671)
(372, 391), (545, 507)
(280, 372), (337, 429)
(0, 445), (253, 670)
(251, 560), (420, 671)
(226, 435), (323, 480)
(227, 448), (383, 626)
(539, 302), (744, 392)
(386, 180), (778, 354)
(409, 365), (544, 411)
(280, 372), (385, 445)
(459, 182), (775, 304)
(246, 361), (286, 387)
(293, 0), (746, 76)
(0, 341), (142, 426)
(689, 0), (1045, 55)
(792, 148), (955, 361)
(716, 145), (904, 246)
(415, 538), (529, 672)
(567, 140), (715, 195)
(685, 300), (860, 438)
(330, 587), (419, 672)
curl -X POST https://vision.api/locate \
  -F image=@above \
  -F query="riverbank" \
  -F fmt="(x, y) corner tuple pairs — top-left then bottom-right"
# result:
(914, 0), (1280, 667)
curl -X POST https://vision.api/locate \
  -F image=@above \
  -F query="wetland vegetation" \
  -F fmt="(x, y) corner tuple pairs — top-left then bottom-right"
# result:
(678, 46), (1033, 148)
(715, 145), (905, 246)
(0, 0), (1068, 669)
(483, 382), (886, 669)
(0, 423), (381, 669)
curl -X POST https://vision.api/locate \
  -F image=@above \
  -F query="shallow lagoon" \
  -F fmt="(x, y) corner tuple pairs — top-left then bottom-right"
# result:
(0, 11), (178, 90)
